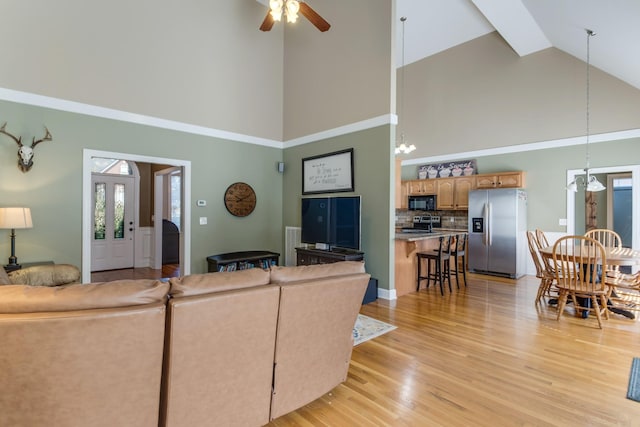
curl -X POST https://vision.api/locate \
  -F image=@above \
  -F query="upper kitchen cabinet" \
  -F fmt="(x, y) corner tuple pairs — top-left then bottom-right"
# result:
(406, 179), (436, 195)
(475, 172), (526, 189)
(436, 176), (475, 210)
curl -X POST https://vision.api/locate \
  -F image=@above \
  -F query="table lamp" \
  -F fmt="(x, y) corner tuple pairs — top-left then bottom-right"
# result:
(0, 207), (33, 268)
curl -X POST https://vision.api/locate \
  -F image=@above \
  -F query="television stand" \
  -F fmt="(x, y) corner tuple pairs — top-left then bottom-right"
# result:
(295, 247), (364, 266)
(207, 251), (279, 272)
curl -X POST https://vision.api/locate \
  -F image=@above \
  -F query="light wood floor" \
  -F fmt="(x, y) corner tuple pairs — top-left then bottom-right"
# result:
(269, 273), (640, 426)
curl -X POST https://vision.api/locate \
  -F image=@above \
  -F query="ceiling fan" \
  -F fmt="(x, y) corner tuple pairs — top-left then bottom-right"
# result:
(260, 0), (331, 32)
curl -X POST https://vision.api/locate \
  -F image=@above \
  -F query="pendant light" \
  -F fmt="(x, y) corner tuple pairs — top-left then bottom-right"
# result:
(567, 29), (605, 192)
(395, 16), (416, 155)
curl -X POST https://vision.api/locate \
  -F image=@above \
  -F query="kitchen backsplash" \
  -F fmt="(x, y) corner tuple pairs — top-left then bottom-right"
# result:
(396, 209), (468, 229)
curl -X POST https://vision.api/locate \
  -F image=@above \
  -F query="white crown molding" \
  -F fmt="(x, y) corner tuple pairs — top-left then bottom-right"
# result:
(284, 114), (398, 148)
(0, 87), (399, 149)
(401, 128), (640, 166)
(0, 87), (284, 149)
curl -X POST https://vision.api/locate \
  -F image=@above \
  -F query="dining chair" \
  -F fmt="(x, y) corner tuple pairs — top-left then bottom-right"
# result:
(416, 235), (452, 296)
(450, 233), (467, 288)
(605, 270), (640, 318)
(585, 228), (623, 274)
(535, 228), (550, 248)
(584, 228), (623, 249)
(526, 231), (555, 304)
(552, 235), (612, 329)
(533, 229), (560, 302)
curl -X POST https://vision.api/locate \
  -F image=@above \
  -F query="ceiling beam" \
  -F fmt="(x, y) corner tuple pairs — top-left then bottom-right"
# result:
(471, 0), (551, 56)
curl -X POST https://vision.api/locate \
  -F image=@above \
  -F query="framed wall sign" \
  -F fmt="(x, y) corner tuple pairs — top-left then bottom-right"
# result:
(417, 159), (477, 179)
(302, 148), (354, 195)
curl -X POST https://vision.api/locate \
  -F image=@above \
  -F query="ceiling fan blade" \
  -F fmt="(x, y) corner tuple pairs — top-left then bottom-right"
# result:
(260, 11), (275, 32)
(299, 2), (331, 32)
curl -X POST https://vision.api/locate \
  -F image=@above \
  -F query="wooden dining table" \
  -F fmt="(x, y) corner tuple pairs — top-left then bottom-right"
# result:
(538, 244), (640, 319)
(539, 245), (640, 267)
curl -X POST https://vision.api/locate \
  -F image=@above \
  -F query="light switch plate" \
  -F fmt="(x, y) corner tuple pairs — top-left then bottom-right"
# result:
(199, 217), (207, 225)
(559, 218), (567, 226)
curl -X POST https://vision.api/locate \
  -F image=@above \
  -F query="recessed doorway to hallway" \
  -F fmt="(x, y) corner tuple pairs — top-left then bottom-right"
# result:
(82, 149), (192, 284)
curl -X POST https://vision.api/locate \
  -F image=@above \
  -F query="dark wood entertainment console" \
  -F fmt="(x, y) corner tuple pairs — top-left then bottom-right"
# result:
(207, 251), (279, 272)
(295, 247), (365, 266)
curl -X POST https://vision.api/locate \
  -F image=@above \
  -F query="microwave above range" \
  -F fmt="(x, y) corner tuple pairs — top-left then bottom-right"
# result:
(408, 195), (436, 211)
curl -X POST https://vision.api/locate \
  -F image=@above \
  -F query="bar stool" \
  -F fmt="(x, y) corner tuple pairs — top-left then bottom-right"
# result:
(450, 233), (467, 288)
(416, 235), (452, 295)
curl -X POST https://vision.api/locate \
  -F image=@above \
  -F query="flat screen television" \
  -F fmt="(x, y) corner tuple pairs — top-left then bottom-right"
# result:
(300, 197), (330, 246)
(301, 196), (361, 251)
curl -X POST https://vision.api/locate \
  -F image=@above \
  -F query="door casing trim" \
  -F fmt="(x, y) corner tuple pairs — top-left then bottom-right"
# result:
(82, 149), (191, 283)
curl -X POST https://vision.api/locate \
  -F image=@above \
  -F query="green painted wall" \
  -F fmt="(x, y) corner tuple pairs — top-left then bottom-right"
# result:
(0, 100), (284, 274)
(283, 126), (394, 292)
(401, 138), (640, 232)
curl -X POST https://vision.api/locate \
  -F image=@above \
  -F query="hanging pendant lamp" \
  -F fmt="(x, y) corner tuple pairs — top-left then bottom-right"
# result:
(395, 16), (416, 155)
(567, 29), (606, 193)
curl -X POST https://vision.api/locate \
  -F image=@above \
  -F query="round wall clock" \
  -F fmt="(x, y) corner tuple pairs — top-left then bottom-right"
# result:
(224, 182), (256, 217)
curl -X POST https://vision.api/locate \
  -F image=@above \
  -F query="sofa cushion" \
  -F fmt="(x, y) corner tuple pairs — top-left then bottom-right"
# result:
(0, 279), (169, 313)
(0, 267), (9, 285)
(269, 261), (366, 284)
(169, 268), (271, 297)
(7, 264), (81, 286)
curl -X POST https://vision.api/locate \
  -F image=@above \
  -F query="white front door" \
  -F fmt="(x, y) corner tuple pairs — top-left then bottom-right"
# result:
(91, 174), (135, 271)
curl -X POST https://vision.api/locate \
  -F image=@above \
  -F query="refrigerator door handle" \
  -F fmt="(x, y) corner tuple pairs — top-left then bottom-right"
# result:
(482, 203), (488, 245)
(487, 202), (493, 246)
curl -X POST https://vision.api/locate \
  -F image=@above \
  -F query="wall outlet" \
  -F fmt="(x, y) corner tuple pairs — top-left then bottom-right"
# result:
(199, 217), (207, 225)
(558, 218), (567, 226)
(197, 200), (206, 207)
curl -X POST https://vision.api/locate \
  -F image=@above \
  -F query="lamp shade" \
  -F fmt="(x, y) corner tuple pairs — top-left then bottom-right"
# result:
(0, 207), (33, 229)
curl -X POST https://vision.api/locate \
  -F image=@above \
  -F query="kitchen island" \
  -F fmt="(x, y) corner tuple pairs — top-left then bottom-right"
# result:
(395, 230), (467, 297)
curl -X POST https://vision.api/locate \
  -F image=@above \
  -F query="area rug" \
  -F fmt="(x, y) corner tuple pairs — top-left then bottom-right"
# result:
(628, 357), (640, 402)
(353, 314), (397, 346)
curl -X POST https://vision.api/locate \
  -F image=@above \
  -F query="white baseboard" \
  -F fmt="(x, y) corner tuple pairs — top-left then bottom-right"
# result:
(377, 288), (397, 301)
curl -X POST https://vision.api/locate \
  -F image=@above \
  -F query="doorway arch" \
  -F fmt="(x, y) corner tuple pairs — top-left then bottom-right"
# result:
(82, 149), (191, 283)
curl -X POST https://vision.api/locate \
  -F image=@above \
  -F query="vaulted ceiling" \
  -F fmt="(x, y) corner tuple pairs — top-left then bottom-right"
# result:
(396, 0), (640, 90)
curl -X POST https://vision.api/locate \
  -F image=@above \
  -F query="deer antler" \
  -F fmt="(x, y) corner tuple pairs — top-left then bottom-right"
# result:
(0, 122), (23, 147)
(31, 126), (52, 148)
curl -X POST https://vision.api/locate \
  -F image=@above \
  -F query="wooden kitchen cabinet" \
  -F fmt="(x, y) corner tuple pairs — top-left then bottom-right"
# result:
(406, 179), (436, 195)
(436, 176), (474, 210)
(475, 171), (525, 189)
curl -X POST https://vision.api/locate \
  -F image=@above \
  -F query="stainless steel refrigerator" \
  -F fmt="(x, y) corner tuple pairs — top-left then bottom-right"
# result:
(468, 188), (527, 278)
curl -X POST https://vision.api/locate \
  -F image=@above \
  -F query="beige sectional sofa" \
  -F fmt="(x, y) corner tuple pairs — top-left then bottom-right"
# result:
(0, 261), (370, 427)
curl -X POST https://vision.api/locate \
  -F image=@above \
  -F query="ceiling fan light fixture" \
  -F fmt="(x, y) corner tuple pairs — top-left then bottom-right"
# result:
(269, 0), (284, 21)
(286, 0), (300, 23)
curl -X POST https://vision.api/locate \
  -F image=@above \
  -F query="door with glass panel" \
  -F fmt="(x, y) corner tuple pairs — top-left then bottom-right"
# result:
(91, 174), (135, 271)
(608, 173), (633, 247)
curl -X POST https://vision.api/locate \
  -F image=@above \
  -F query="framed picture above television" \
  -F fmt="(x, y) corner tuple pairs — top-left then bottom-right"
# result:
(302, 148), (354, 195)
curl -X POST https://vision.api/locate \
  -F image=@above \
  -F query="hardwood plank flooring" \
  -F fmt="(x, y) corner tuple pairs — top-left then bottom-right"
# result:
(90, 264), (180, 282)
(269, 273), (640, 426)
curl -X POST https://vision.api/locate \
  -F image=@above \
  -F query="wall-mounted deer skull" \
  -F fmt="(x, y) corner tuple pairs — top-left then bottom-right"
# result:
(0, 122), (53, 172)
